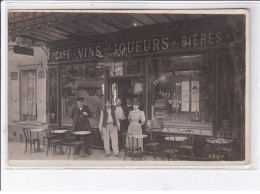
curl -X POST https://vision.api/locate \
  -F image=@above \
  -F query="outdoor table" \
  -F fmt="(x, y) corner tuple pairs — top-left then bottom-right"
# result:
(30, 128), (46, 152)
(50, 130), (69, 155)
(164, 136), (188, 142)
(132, 134), (148, 160)
(51, 130), (68, 134)
(164, 136), (188, 160)
(74, 131), (92, 157)
(206, 138), (233, 144)
(74, 131), (91, 135)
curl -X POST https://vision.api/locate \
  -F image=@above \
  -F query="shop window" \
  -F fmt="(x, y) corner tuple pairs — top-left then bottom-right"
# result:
(60, 64), (104, 128)
(152, 55), (214, 123)
(20, 70), (37, 121)
(126, 59), (142, 75)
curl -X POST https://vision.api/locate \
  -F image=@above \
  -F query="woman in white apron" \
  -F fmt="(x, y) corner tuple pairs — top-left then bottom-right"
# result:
(127, 101), (146, 151)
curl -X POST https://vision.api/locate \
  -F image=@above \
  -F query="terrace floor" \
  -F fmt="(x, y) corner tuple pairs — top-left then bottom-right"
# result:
(8, 141), (163, 161)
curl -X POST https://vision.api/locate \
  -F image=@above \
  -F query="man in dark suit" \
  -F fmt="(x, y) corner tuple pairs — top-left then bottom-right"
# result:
(71, 95), (92, 156)
(123, 98), (133, 130)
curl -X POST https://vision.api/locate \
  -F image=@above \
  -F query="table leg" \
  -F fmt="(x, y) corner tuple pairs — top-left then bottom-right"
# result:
(35, 132), (44, 152)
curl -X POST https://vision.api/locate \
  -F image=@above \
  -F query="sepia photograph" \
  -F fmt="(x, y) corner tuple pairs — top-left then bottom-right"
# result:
(6, 9), (249, 167)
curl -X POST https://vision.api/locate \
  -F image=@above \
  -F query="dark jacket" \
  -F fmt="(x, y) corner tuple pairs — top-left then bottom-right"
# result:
(102, 107), (117, 128)
(123, 105), (133, 120)
(71, 105), (92, 130)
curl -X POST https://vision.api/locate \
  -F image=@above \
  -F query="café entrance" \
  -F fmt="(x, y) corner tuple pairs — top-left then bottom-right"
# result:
(108, 76), (145, 111)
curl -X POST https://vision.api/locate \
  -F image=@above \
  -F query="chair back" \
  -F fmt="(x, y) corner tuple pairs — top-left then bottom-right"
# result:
(63, 130), (76, 146)
(146, 119), (163, 143)
(181, 130), (195, 146)
(207, 139), (223, 161)
(23, 128), (32, 141)
(218, 130), (234, 140)
(121, 133), (134, 150)
(162, 135), (177, 153)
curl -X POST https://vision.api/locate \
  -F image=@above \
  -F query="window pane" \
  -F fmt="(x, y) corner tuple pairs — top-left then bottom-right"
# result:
(21, 70), (37, 121)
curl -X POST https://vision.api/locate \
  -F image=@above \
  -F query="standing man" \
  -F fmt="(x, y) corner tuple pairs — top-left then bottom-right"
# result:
(115, 98), (126, 152)
(99, 100), (120, 157)
(71, 95), (92, 156)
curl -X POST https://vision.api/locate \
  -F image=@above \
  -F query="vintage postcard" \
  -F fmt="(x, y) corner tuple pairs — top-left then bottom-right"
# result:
(5, 8), (249, 167)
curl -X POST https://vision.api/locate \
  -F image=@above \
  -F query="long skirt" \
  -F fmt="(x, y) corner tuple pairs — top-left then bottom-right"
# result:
(127, 122), (143, 151)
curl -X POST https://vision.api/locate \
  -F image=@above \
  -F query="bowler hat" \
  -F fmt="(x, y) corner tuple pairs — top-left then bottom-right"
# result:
(77, 94), (84, 101)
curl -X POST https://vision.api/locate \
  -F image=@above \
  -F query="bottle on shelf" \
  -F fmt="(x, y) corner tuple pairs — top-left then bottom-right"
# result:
(195, 110), (199, 122)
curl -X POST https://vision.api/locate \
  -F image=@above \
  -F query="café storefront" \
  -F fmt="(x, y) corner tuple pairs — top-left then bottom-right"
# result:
(47, 15), (245, 159)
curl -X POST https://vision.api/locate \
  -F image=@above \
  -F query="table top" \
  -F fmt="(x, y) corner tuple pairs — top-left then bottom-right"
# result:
(133, 134), (148, 139)
(51, 130), (68, 134)
(74, 131), (91, 135)
(164, 136), (188, 142)
(206, 138), (233, 144)
(30, 128), (46, 132)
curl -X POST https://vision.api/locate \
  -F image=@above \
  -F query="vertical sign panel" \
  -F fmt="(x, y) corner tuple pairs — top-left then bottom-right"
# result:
(191, 81), (200, 112)
(181, 81), (190, 112)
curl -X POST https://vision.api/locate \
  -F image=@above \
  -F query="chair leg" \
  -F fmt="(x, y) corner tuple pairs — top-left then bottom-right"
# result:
(25, 141), (28, 154)
(30, 142), (32, 154)
(124, 150), (126, 161)
(191, 150), (194, 161)
(153, 147), (157, 160)
(46, 143), (49, 156)
(144, 147), (147, 161)
(68, 147), (71, 159)
(53, 144), (55, 157)
(38, 140), (40, 150)
(43, 138), (45, 150)
(162, 152), (165, 161)
(131, 150), (134, 161)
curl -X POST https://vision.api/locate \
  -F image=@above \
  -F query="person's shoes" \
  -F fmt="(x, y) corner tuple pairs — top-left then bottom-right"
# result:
(105, 154), (110, 157)
(86, 149), (92, 155)
(114, 154), (120, 158)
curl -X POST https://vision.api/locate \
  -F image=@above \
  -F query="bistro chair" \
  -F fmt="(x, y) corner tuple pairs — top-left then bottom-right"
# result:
(43, 124), (57, 151)
(217, 130), (235, 161)
(179, 130), (195, 160)
(65, 131), (84, 159)
(23, 128), (40, 154)
(144, 127), (163, 161)
(46, 129), (63, 157)
(121, 133), (142, 161)
(162, 135), (181, 161)
(207, 139), (225, 161)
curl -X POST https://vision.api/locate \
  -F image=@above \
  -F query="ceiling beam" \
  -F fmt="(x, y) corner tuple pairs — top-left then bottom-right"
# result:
(9, 12), (83, 30)
(29, 30), (57, 41)
(20, 32), (50, 42)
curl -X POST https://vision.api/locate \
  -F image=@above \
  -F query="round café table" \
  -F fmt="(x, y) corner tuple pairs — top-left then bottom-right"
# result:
(50, 130), (69, 155)
(51, 130), (68, 134)
(30, 128), (46, 152)
(164, 136), (188, 142)
(74, 131), (92, 157)
(132, 134), (148, 160)
(206, 138), (233, 144)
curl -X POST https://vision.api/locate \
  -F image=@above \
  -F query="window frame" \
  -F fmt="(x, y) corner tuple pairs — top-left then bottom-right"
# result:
(20, 69), (38, 121)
